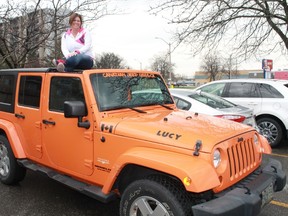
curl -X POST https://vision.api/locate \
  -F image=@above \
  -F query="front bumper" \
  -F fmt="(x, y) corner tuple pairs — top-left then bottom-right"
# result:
(192, 159), (286, 216)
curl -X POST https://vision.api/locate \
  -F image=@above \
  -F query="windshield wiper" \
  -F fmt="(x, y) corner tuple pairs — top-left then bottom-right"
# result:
(102, 105), (147, 113)
(125, 106), (147, 113)
(155, 102), (174, 110)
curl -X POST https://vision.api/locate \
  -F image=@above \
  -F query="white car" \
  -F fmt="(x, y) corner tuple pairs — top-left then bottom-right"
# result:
(170, 89), (257, 128)
(195, 79), (288, 147)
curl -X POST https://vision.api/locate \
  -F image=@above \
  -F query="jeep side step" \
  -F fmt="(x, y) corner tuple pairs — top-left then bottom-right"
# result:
(18, 159), (117, 203)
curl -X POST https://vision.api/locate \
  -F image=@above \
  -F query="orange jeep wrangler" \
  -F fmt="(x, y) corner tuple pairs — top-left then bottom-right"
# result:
(0, 68), (286, 216)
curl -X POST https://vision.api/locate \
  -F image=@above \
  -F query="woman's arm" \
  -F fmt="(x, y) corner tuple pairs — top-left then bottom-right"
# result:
(77, 29), (92, 54)
(61, 33), (70, 58)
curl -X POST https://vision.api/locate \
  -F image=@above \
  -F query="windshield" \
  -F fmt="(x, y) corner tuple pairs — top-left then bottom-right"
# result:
(190, 91), (236, 109)
(90, 72), (174, 111)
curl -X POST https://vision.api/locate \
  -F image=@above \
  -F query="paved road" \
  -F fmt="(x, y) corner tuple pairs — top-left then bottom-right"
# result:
(0, 140), (287, 216)
(0, 170), (119, 216)
(259, 139), (288, 216)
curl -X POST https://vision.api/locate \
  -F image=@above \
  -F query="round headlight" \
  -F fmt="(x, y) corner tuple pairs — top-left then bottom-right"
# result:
(213, 149), (221, 168)
(254, 134), (259, 146)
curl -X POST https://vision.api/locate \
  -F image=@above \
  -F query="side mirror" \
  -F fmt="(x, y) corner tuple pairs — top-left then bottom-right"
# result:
(64, 101), (90, 129)
(64, 101), (87, 117)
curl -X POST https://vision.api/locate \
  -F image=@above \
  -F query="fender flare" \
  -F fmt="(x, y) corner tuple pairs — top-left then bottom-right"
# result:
(102, 147), (220, 194)
(0, 120), (26, 158)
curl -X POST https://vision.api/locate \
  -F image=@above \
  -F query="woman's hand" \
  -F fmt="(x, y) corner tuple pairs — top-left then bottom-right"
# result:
(68, 51), (78, 57)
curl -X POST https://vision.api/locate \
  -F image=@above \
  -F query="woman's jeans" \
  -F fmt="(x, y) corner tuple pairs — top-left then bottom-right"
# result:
(65, 54), (93, 71)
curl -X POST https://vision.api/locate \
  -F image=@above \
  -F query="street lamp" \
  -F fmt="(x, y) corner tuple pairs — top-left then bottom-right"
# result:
(155, 37), (172, 82)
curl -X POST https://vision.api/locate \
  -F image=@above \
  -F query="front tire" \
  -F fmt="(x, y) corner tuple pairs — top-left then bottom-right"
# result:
(0, 135), (26, 185)
(257, 117), (283, 147)
(120, 175), (193, 216)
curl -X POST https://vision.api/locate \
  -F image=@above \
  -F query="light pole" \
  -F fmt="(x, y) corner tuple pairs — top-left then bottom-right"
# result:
(155, 37), (172, 82)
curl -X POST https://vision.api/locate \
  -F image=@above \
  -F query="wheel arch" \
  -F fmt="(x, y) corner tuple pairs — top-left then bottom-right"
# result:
(102, 147), (220, 194)
(0, 120), (26, 158)
(113, 164), (169, 194)
(256, 114), (287, 138)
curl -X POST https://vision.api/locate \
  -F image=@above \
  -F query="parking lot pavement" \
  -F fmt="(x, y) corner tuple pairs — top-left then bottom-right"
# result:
(259, 139), (288, 216)
(0, 171), (120, 216)
(0, 140), (287, 216)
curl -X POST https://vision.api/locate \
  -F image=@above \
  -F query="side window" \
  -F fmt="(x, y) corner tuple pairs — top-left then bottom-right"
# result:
(18, 76), (42, 108)
(0, 74), (16, 113)
(49, 77), (85, 112)
(200, 83), (226, 96)
(173, 97), (191, 111)
(258, 83), (284, 98)
(225, 83), (259, 98)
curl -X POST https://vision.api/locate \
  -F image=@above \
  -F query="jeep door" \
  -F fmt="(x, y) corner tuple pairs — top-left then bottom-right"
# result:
(41, 74), (93, 176)
(14, 74), (43, 159)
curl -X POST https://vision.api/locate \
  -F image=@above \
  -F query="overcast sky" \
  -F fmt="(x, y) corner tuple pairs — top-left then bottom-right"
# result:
(91, 0), (288, 77)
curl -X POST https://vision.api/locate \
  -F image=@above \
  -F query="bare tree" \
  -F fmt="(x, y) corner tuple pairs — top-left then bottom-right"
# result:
(0, 0), (111, 68)
(200, 52), (222, 81)
(95, 52), (127, 69)
(222, 54), (239, 79)
(150, 0), (288, 62)
(150, 54), (174, 81)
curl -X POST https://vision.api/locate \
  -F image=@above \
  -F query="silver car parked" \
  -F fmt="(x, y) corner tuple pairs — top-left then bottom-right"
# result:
(170, 89), (257, 129)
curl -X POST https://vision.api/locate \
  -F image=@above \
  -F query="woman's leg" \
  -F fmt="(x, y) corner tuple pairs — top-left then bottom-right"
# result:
(65, 54), (93, 71)
(76, 55), (94, 69)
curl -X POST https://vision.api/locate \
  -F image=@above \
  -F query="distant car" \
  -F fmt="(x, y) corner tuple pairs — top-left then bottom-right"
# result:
(195, 79), (288, 147)
(175, 80), (195, 87)
(170, 89), (257, 128)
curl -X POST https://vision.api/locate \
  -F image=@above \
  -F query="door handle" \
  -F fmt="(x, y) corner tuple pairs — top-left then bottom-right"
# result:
(42, 119), (56, 125)
(15, 113), (25, 119)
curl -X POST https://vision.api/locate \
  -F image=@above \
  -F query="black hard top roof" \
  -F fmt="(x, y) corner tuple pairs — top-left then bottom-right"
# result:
(0, 68), (83, 73)
(0, 68), (55, 72)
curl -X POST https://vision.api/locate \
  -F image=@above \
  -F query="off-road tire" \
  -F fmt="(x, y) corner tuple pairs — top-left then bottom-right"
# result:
(0, 135), (26, 185)
(120, 175), (193, 216)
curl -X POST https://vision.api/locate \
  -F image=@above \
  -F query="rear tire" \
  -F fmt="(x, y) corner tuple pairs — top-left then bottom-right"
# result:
(120, 175), (193, 216)
(0, 135), (26, 185)
(257, 117), (283, 147)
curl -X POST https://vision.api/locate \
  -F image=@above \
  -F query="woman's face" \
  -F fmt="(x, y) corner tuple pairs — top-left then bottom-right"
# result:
(71, 17), (81, 29)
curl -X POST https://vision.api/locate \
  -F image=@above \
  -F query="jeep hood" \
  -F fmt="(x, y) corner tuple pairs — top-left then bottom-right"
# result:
(100, 109), (253, 153)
